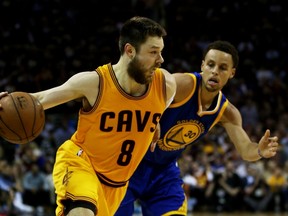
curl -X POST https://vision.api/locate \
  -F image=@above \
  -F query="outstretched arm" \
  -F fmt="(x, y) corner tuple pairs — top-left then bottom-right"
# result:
(31, 71), (100, 110)
(220, 102), (278, 161)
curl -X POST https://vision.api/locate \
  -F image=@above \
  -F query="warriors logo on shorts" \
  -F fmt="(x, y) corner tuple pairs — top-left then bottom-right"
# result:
(158, 121), (204, 151)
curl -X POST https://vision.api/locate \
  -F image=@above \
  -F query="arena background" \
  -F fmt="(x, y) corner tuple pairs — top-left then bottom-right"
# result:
(0, 0), (288, 215)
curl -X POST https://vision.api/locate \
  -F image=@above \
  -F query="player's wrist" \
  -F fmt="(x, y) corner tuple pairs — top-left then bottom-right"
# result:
(258, 148), (264, 159)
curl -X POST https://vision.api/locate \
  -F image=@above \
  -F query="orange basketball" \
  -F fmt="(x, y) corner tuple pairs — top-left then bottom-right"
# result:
(0, 92), (45, 144)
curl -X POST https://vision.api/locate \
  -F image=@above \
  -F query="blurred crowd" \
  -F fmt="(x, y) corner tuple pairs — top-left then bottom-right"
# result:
(179, 131), (288, 213)
(0, 0), (288, 215)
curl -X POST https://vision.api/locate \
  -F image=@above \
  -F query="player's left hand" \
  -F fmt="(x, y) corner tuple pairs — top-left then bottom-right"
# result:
(0, 91), (8, 109)
(150, 123), (160, 152)
(258, 129), (278, 158)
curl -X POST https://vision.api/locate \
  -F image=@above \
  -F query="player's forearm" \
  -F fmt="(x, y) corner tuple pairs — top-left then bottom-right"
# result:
(31, 86), (79, 110)
(235, 141), (262, 161)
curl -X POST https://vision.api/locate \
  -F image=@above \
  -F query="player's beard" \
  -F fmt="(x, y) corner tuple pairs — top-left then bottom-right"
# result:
(127, 56), (151, 84)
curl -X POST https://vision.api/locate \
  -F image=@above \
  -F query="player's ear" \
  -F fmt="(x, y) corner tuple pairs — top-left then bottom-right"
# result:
(125, 43), (135, 59)
(229, 68), (236, 79)
(200, 60), (205, 71)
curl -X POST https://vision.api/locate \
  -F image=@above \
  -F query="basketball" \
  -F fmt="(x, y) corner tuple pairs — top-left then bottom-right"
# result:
(0, 92), (45, 144)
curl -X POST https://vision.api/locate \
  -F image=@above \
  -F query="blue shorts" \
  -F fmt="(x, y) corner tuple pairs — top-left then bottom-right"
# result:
(115, 159), (187, 216)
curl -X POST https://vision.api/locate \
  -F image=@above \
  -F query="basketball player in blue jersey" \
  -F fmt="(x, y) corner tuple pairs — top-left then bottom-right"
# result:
(115, 40), (279, 216)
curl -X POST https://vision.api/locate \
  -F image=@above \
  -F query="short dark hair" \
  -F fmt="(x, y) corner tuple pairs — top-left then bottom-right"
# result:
(118, 16), (167, 54)
(203, 40), (239, 68)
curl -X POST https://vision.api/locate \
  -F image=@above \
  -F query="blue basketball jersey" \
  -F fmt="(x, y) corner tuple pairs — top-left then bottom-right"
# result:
(115, 72), (229, 216)
(144, 72), (228, 164)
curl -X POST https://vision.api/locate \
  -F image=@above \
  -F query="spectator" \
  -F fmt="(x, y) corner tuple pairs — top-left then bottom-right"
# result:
(266, 165), (288, 212)
(242, 163), (273, 212)
(209, 160), (244, 212)
(182, 158), (214, 212)
(22, 162), (51, 214)
(0, 160), (15, 214)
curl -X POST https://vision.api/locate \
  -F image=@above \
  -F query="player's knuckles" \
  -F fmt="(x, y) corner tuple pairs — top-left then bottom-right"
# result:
(0, 92), (8, 98)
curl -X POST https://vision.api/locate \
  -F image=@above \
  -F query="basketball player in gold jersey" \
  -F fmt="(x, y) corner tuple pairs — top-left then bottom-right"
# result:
(0, 16), (176, 215)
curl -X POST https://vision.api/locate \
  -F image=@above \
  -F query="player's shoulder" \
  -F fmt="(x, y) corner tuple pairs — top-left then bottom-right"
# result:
(225, 101), (239, 112)
(67, 71), (100, 94)
(68, 71), (99, 85)
(158, 68), (177, 107)
(71, 70), (99, 78)
(158, 68), (172, 77)
(158, 68), (176, 86)
(173, 72), (196, 85)
(172, 72), (197, 104)
(221, 101), (241, 123)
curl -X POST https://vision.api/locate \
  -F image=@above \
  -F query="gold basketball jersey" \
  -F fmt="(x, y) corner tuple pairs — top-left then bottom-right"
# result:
(70, 63), (167, 187)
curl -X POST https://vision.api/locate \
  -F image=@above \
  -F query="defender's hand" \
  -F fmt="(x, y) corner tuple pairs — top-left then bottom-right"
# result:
(258, 129), (278, 158)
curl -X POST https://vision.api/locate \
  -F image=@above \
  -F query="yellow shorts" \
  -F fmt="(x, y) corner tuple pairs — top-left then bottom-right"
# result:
(53, 140), (128, 216)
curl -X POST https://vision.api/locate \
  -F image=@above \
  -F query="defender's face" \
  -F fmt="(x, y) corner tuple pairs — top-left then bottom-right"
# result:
(201, 49), (236, 92)
(128, 36), (164, 84)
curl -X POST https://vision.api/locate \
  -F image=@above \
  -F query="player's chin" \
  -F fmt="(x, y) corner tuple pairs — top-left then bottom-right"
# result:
(206, 85), (220, 92)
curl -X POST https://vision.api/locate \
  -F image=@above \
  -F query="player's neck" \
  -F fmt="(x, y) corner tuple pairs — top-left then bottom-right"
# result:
(199, 86), (219, 111)
(112, 62), (147, 96)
